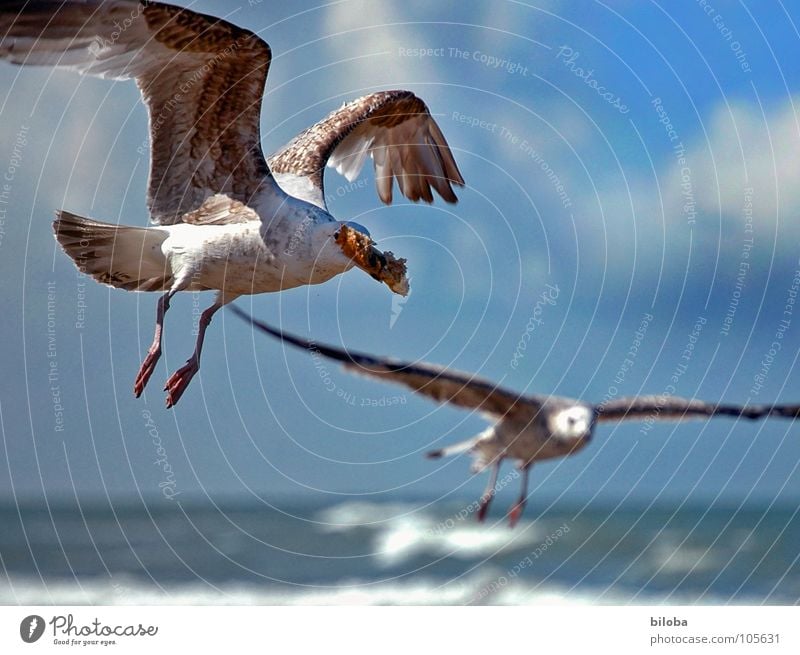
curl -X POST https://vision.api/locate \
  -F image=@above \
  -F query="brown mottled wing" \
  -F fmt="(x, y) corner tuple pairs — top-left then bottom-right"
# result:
(230, 306), (529, 418)
(181, 193), (259, 225)
(0, 0), (278, 224)
(597, 395), (800, 423)
(268, 90), (464, 209)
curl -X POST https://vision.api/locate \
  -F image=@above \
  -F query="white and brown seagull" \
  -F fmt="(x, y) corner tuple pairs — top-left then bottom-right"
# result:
(232, 307), (800, 527)
(0, 0), (463, 406)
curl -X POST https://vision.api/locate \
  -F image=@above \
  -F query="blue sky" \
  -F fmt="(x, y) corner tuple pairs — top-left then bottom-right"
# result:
(1, 0), (799, 510)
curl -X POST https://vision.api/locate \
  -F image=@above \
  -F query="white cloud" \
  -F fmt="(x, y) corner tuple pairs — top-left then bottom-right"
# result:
(665, 98), (800, 230)
(323, 0), (425, 87)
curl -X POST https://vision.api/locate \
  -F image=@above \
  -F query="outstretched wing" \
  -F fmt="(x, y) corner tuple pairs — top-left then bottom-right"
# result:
(231, 306), (528, 418)
(0, 0), (278, 224)
(268, 90), (464, 209)
(596, 395), (800, 423)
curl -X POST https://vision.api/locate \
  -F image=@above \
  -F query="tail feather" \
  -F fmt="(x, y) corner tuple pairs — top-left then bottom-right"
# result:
(426, 436), (479, 460)
(53, 210), (172, 291)
(427, 427), (499, 473)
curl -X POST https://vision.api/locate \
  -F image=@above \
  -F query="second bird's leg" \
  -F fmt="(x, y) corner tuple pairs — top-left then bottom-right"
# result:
(507, 465), (531, 528)
(476, 461), (501, 522)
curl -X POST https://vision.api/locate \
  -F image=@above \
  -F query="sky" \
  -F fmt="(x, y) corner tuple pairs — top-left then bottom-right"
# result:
(1, 0), (799, 511)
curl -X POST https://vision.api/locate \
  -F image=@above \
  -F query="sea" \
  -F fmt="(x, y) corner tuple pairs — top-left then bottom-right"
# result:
(1, 496), (798, 605)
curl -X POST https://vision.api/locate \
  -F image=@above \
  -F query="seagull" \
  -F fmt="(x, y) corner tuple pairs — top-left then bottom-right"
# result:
(0, 0), (464, 407)
(231, 307), (800, 527)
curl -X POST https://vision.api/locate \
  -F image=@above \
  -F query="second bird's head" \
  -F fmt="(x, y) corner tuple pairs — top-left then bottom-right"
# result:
(548, 404), (595, 449)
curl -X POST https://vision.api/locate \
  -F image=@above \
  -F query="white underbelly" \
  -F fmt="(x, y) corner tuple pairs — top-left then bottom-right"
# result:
(163, 223), (348, 296)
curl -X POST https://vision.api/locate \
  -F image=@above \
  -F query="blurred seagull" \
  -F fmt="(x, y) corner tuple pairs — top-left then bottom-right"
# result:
(0, 1), (463, 406)
(231, 306), (800, 527)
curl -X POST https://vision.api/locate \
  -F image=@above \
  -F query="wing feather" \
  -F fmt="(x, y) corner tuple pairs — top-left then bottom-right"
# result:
(231, 307), (528, 418)
(0, 0), (279, 224)
(181, 193), (259, 225)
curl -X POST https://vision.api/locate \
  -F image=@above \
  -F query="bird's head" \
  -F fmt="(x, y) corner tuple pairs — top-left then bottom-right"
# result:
(312, 221), (409, 295)
(341, 220), (371, 237)
(548, 404), (594, 447)
(303, 219), (366, 276)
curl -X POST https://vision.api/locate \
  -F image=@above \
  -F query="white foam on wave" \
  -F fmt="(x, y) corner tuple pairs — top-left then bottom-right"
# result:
(316, 501), (425, 529)
(649, 541), (723, 575)
(375, 516), (539, 566)
(0, 573), (639, 606)
(316, 500), (543, 566)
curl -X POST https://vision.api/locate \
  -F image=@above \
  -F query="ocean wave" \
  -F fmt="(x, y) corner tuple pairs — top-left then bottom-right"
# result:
(0, 573), (682, 606)
(2, 499), (794, 605)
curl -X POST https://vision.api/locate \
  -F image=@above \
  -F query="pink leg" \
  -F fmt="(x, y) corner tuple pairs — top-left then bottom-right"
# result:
(164, 300), (223, 408)
(476, 462), (500, 522)
(508, 465), (531, 528)
(134, 292), (171, 398)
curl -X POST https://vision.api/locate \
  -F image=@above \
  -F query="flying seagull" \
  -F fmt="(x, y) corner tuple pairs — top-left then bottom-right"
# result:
(231, 307), (800, 527)
(0, 1), (463, 407)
